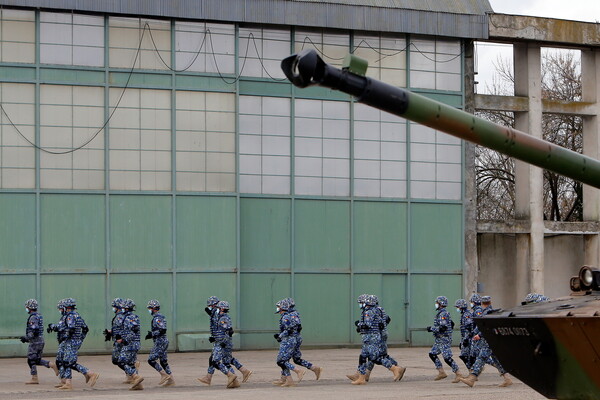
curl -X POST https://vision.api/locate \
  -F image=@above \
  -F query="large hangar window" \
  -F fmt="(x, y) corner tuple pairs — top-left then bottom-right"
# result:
(239, 27), (290, 80)
(109, 17), (170, 70)
(353, 33), (407, 88)
(0, 9), (34, 63)
(175, 22), (235, 74)
(410, 37), (461, 91)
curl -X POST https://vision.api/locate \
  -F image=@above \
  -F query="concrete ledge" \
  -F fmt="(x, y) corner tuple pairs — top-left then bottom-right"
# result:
(177, 333), (240, 352)
(0, 339), (27, 358)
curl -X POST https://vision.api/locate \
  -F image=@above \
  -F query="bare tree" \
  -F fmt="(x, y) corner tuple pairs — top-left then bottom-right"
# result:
(476, 50), (583, 221)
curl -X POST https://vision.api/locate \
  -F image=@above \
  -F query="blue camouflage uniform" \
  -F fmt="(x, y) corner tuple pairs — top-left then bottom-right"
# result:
(118, 304), (141, 376)
(275, 299), (312, 376)
(455, 299), (474, 369)
(471, 298), (506, 376)
(469, 295), (484, 363)
(365, 298), (397, 373)
(357, 303), (398, 374)
(22, 303), (51, 375)
(110, 305), (126, 371)
(58, 301), (89, 379)
(147, 310), (171, 375)
(211, 304), (235, 375)
(428, 296), (459, 373)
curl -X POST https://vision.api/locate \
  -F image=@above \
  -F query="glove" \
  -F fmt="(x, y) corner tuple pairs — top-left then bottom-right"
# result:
(386, 315), (391, 324)
(47, 324), (55, 334)
(132, 326), (140, 333)
(451, 320), (455, 329)
(219, 342), (227, 348)
(145, 331), (153, 340)
(159, 328), (167, 336)
(227, 328), (234, 337)
(354, 320), (360, 326)
(204, 307), (211, 316)
(208, 336), (215, 343)
(115, 334), (128, 345)
(378, 322), (385, 330)
(462, 339), (470, 348)
(297, 324), (302, 333)
(426, 326), (432, 332)
(20, 336), (29, 343)
(274, 334), (282, 342)
(439, 325), (447, 333)
(103, 329), (112, 341)
(82, 326), (89, 335)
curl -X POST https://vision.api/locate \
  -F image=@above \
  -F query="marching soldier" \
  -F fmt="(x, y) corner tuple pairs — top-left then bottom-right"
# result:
(272, 298), (322, 387)
(21, 299), (58, 384)
(117, 299), (144, 390)
(427, 296), (462, 382)
(454, 298), (474, 372)
(145, 299), (174, 386)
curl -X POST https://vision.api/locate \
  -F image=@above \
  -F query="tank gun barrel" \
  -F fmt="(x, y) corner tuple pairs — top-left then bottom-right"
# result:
(281, 49), (600, 189)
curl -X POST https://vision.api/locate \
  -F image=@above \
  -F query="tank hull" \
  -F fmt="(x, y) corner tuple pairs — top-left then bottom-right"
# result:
(477, 314), (600, 399)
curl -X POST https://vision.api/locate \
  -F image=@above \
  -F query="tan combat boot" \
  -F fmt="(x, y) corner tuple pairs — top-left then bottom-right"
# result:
(272, 375), (285, 386)
(25, 375), (39, 384)
(130, 374), (144, 390)
(84, 371), (99, 387)
(49, 361), (59, 376)
(351, 374), (368, 385)
(197, 373), (213, 385)
(239, 366), (252, 383)
(162, 375), (175, 387)
(390, 365), (406, 382)
(451, 370), (464, 383)
(226, 372), (240, 388)
(310, 365), (322, 380)
(280, 375), (296, 387)
(292, 368), (306, 382)
(158, 370), (170, 385)
(434, 368), (447, 381)
(499, 374), (513, 387)
(346, 371), (359, 381)
(58, 378), (72, 390)
(365, 369), (372, 382)
(122, 374), (133, 384)
(459, 373), (477, 387)
(130, 382), (144, 391)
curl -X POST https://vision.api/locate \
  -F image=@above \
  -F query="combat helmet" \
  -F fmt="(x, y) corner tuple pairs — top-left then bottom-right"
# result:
(436, 296), (448, 307)
(25, 299), (38, 310)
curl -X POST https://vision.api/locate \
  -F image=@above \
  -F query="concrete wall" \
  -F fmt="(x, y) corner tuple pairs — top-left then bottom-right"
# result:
(477, 233), (584, 309)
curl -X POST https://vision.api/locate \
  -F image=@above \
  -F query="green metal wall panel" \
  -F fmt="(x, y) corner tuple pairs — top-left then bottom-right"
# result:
(240, 198), (291, 271)
(295, 200), (350, 271)
(0, 66), (36, 82)
(110, 273), (173, 351)
(239, 80), (292, 97)
(295, 273), (350, 344)
(110, 195), (172, 270)
(409, 274), (462, 346)
(175, 272), (237, 333)
(176, 196), (236, 270)
(354, 201), (407, 272)
(0, 194), (35, 271)
(109, 71), (171, 88)
(39, 274), (106, 352)
(411, 203), (462, 272)
(240, 273), (291, 348)
(175, 75), (236, 92)
(352, 274), (408, 343)
(40, 194), (105, 271)
(0, 275), (36, 337)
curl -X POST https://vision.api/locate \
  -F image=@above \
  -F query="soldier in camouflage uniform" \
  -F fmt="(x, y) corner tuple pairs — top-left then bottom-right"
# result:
(454, 298), (474, 372)
(351, 294), (405, 385)
(208, 300), (241, 389)
(347, 294), (394, 383)
(145, 299), (174, 387)
(116, 299), (144, 390)
(198, 296), (251, 386)
(460, 295), (512, 388)
(47, 298), (98, 390)
(427, 296), (462, 382)
(103, 298), (132, 383)
(272, 298), (322, 387)
(467, 293), (484, 366)
(21, 299), (58, 384)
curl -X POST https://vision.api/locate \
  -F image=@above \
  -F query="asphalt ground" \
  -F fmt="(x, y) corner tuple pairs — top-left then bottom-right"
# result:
(0, 347), (546, 400)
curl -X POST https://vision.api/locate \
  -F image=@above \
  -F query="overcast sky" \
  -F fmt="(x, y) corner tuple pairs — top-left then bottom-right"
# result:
(475, 0), (600, 93)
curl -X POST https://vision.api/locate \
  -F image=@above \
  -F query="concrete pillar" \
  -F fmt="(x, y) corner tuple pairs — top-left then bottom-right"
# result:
(513, 43), (544, 296)
(582, 49), (600, 267)
(463, 41), (478, 296)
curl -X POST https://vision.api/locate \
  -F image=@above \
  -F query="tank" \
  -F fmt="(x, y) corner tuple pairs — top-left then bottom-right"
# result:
(281, 50), (600, 399)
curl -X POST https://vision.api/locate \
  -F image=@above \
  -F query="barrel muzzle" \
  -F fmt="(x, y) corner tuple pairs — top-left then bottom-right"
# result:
(281, 49), (327, 88)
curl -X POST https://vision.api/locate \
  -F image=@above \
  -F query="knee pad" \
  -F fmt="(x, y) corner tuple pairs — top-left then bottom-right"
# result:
(292, 356), (302, 365)
(276, 360), (287, 371)
(358, 355), (367, 365)
(428, 353), (438, 363)
(372, 357), (383, 365)
(159, 360), (169, 370)
(443, 357), (454, 367)
(148, 359), (157, 368)
(27, 358), (36, 368)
